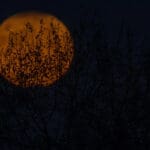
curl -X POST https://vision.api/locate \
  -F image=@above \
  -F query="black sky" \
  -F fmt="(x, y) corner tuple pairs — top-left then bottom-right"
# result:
(0, 1), (149, 80)
(0, 0), (149, 46)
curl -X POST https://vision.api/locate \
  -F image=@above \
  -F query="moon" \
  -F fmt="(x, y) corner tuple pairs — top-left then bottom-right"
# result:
(0, 12), (74, 87)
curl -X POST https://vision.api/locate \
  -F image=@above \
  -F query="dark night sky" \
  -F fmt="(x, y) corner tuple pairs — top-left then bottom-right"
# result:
(0, 0), (150, 42)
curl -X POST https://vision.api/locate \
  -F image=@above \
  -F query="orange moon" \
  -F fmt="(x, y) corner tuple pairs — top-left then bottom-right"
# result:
(0, 12), (74, 87)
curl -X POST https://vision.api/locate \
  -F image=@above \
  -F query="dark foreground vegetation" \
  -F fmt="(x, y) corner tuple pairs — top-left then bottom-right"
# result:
(0, 9), (149, 150)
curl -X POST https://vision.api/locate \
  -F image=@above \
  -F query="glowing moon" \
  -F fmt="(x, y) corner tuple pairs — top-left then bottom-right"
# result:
(0, 12), (74, 87)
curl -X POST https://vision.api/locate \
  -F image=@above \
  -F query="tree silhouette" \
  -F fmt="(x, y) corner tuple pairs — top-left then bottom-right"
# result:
(0, 18), (73, 88)
(0, 8), (149, 150)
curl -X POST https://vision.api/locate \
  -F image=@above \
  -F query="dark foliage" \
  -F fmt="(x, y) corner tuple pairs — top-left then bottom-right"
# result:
(0, 9), (149, 150)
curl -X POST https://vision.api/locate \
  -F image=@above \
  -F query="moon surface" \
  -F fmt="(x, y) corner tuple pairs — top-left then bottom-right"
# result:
(0, 12), (74, 87)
